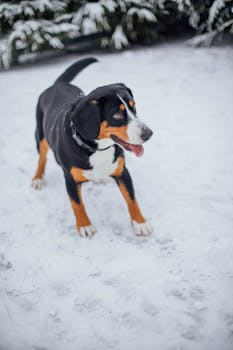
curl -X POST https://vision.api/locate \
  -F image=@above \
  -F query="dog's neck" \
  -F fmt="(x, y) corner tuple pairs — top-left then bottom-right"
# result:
(95, 138), (115, 150)
(70, 121), (113, 153)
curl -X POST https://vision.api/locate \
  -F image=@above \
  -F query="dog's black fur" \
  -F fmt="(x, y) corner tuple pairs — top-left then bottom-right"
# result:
(32, 58), (153, 237)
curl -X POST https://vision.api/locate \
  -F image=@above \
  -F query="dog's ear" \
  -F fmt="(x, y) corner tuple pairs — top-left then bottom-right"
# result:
(71, 98), (100, 140)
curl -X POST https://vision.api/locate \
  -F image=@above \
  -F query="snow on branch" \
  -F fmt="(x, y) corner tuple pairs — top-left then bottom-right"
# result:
(72, 2), (110, 34)
(0, 0), (233, 68)
(0, 19), (80, 68)
(208, 0), (227, 29)
(0, 0), (65, 26)
(110, 25), (129, 49)
(186, 31), (218, 47)
(127, 7), (157, 22)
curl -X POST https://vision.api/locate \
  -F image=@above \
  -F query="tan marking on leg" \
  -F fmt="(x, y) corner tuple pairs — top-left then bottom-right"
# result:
(32, 138), (49, 182)
(70, 186), (91, 230)
(70, 167), (87, 183)
(118, 182), (145, 223)
(111, 156), (125, 177)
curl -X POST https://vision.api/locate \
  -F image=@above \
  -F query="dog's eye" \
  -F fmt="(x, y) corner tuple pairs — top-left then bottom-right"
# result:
(113, 112), (123, 120)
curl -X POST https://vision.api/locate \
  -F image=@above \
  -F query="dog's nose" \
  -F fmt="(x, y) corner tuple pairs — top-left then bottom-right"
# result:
(141, 127), (153, 142)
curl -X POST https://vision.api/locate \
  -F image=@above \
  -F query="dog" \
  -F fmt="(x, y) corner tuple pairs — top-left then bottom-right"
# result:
(32, 58), (153, 237)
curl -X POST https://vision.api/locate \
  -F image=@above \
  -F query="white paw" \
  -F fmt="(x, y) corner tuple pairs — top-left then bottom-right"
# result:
(79, 225), (96, 238)
(31, 178), (44, 190)
(132, 221), (152, 236)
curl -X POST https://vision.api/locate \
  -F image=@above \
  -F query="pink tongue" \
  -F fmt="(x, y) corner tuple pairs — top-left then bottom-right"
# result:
(130, 144), (144, 157)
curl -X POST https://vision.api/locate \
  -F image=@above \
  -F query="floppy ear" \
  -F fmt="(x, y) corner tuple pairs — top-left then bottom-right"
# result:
(71, 98), (100, 140)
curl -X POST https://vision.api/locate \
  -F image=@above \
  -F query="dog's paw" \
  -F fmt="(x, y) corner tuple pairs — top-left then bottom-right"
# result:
(31, 178), (44, 190)
(79, 225), (96, 238)
(132, 221), (152, 236)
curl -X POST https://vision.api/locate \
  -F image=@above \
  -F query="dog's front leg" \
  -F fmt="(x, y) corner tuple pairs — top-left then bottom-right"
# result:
(113, 168), (152, 236)
(65, 176), (96, 237)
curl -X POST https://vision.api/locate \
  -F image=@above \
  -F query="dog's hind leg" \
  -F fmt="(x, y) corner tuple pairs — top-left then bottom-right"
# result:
(31, 101), (49, 190)
(113, 168), (152, 236)
(65, 176), (96, 237)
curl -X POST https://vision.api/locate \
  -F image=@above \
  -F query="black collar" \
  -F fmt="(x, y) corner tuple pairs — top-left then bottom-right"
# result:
(71, 122), (112, 153)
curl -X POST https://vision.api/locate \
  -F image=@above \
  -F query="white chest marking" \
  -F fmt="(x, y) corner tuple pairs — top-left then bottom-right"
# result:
(83, 147), (118, 183)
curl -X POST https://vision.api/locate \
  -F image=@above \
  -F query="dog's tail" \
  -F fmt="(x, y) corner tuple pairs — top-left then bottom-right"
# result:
(55, 57), (98, 83)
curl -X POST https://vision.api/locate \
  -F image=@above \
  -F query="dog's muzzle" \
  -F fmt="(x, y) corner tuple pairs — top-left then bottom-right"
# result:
(140, 126), (153, 142)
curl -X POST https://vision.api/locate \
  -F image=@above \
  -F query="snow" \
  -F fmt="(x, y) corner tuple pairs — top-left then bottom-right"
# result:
(208, 0), (226, 27)
(111, 25), (129, 50)
(186, 31), (218, 47)
(127, 7), (157, 22)
(72, 3), (109, 35)
(1, 41), (233, 350)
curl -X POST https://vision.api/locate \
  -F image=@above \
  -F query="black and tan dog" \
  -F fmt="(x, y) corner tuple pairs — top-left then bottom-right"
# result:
(32, 58), (153, 237)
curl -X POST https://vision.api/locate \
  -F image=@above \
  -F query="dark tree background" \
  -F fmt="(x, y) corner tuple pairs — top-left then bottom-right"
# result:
(0, 0), (232, 68)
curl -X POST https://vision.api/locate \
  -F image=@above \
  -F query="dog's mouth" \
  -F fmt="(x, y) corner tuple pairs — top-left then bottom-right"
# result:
(111, 135), (144, 157)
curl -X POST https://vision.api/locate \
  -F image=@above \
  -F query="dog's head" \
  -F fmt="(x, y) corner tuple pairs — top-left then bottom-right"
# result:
(70, 83), (153, 157)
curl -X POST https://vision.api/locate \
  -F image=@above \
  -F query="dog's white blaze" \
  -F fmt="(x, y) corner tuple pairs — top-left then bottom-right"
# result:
(117, 93), (135, 120)
(116, 93), (144, 144)
(127, 118), (145, 144)
(83, 147), (118, 183)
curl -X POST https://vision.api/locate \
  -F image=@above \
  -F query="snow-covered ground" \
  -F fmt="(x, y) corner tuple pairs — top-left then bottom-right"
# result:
(1, 41), (233, 350)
